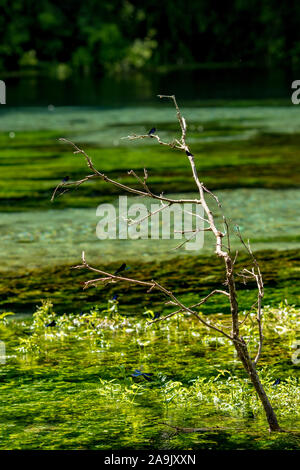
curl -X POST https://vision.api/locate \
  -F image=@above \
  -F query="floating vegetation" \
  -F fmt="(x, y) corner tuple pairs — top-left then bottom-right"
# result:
(0, 301), (299, 449)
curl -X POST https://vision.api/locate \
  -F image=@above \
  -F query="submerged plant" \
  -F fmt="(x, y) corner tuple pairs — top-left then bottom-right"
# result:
(0, 311), (15, 323)
(51, 95), (298, 432)
(94, 371), (299, 422)
(17, 300), (117, 354)
(32, 300), (55, 331)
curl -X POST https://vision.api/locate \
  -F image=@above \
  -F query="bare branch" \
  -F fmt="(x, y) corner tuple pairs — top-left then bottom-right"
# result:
(127, 169), (151, 194)
(202, 183), (222, 207)
(235, 227), (264, 364)
(53, 139), (201, 206)
(76, 252), (234, 342)
(126, 202), (170, 227)
(53, 94), (281, 431)
(121, 132), (179, 150)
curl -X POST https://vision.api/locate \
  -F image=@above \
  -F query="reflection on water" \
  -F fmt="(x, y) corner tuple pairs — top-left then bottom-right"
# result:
(1, 188), (299, 271)
(3, 68), (294, 107)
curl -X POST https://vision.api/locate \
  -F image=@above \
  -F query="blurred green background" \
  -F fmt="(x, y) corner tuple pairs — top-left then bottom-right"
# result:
(1, 0), (300, 74)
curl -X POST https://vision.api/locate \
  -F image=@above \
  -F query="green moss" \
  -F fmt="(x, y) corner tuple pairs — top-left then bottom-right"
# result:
(0, 127), (299, 211)
(0, 250), (298, 314)
(0, 303), (299, 450)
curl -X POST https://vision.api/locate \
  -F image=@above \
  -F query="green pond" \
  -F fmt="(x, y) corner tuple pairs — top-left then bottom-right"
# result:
(0, 98), (299, 449)
(1, 188), (299, 272)
(0, 302), (299, 450)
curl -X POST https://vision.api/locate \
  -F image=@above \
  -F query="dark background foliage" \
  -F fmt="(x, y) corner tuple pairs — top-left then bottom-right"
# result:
(1, 0), (300, 73)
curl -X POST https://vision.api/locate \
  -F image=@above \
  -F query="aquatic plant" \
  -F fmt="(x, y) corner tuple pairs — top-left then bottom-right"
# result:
(95, 371), (300, 421)
(16, 298), (132, 355)
(2, 301), (299, 448)
(52, 95), (295, 432)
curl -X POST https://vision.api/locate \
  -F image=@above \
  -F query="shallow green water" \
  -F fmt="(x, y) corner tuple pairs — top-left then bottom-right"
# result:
(0, 303), (299, 450)
(2, 105), (300, 144)
(0, 188), (299, 271)
(1, 103), (299, 214)
(0, 103), (299, 312)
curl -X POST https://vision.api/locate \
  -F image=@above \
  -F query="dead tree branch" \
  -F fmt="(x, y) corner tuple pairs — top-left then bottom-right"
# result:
(54, 95), (281, 432)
